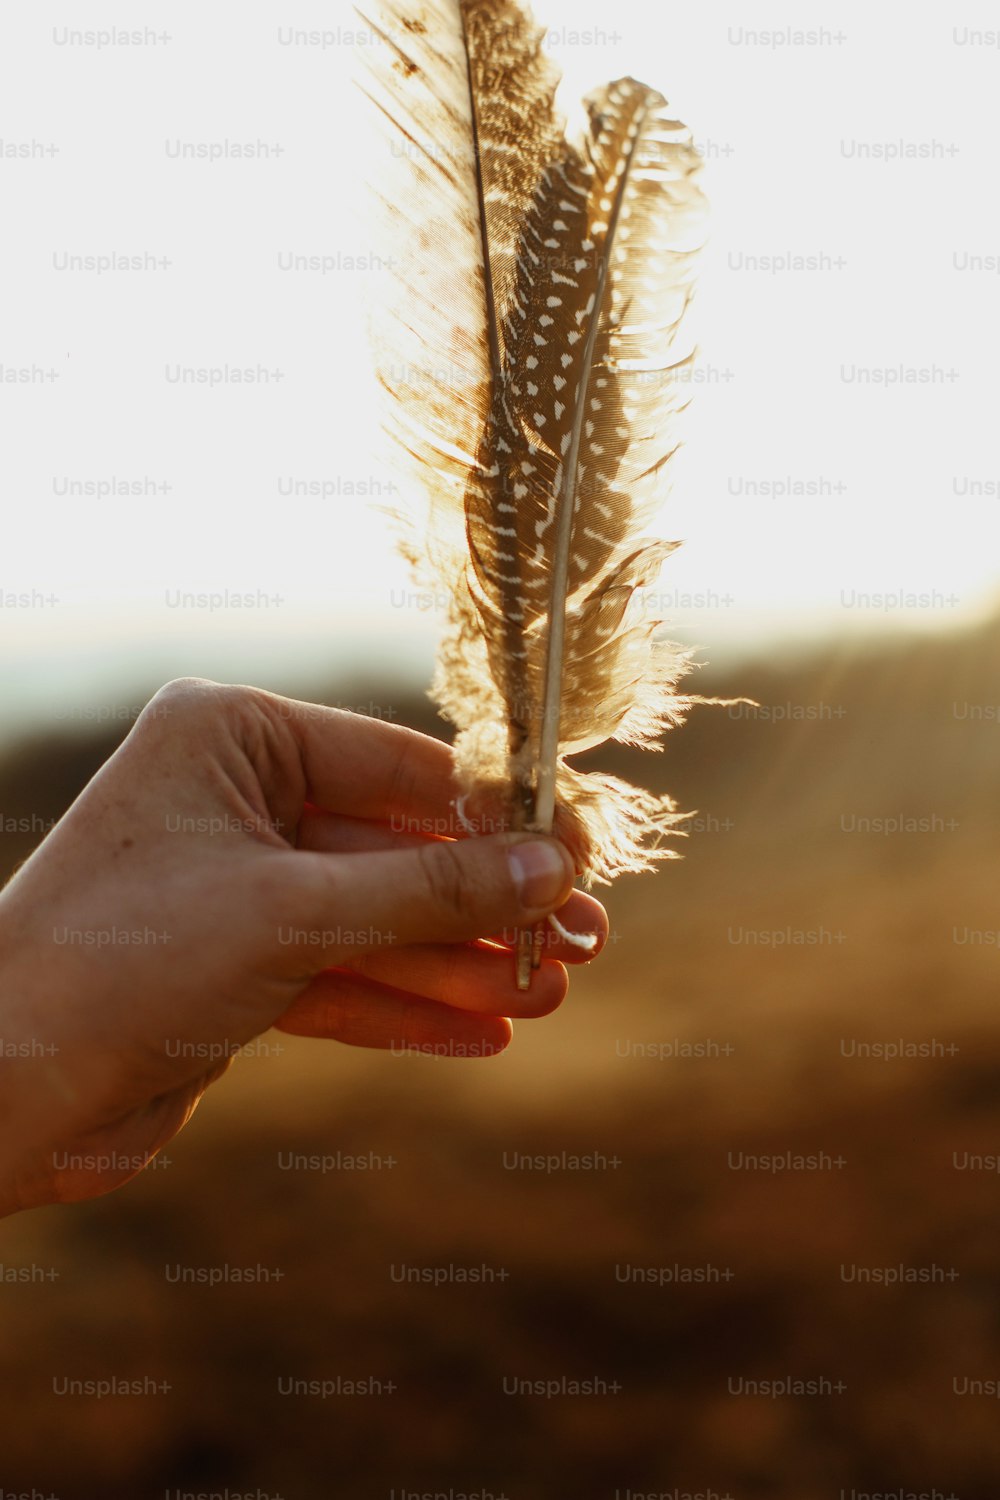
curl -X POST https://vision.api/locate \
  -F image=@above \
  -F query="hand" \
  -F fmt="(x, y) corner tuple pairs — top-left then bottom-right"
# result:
(0, 678), (607, 1214)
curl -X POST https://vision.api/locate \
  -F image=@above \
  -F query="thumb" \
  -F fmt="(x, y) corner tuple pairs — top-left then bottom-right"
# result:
(276, 833), (576, 970)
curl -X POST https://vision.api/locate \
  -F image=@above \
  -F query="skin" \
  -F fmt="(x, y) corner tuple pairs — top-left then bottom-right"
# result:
(0, 678), (607, 1217)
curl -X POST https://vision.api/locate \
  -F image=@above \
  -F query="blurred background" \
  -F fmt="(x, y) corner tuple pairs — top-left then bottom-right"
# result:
(2, 1), (1000, 1496)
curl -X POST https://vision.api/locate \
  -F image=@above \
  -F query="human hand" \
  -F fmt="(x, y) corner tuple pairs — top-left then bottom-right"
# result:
(0, 679), (607, 1214)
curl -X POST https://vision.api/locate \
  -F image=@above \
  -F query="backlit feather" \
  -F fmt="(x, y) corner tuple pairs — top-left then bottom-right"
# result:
(360, 0), (710, 982)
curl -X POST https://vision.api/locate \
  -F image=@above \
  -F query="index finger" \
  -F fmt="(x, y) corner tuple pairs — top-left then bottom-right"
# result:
(260, 692), (472, 832)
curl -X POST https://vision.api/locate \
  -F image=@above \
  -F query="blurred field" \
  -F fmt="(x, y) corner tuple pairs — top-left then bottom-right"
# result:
(1, 618), (1000, 1498)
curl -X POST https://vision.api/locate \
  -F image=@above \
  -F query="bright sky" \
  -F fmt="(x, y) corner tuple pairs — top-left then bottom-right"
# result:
(1, 0), (997, 738)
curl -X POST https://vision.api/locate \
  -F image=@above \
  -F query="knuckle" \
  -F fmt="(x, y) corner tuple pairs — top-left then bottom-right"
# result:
(416, 839), (478, 926)
(136, 677), (262, 744)
(151, 675), (216, 707)
(138, 676), (218, 729)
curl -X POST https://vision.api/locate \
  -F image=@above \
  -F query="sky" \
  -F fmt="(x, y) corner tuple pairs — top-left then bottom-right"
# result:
(1, 0), (998, 740)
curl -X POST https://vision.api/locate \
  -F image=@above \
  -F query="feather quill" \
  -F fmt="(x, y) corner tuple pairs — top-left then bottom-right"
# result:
(359, 0), (709, 984)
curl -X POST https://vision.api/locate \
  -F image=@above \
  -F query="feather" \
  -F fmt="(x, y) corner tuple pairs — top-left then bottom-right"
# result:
(359, 0), (710, 985)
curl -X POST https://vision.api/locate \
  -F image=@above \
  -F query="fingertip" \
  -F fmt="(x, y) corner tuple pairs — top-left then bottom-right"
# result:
(508, 959), (568, 1018)
(506, 837), (575, 916)
(429, 1014), (513, 1059)
(548, 895), (609, 962)
(485, 893), (608, 964)
(490, 1015), (515, 1054)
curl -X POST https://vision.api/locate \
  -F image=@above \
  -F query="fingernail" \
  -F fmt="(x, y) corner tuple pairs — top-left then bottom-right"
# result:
(508, 840), (571, 910)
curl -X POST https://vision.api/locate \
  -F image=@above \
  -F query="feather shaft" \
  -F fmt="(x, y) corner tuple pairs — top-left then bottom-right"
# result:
(533, 100), (648, 839)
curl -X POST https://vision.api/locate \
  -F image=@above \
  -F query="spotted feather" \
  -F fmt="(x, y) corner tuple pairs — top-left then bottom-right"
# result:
(360, 0), (710, 985)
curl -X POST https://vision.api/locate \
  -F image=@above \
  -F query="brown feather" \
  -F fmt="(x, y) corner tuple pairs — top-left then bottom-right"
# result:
(360, 0), (712, 976)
